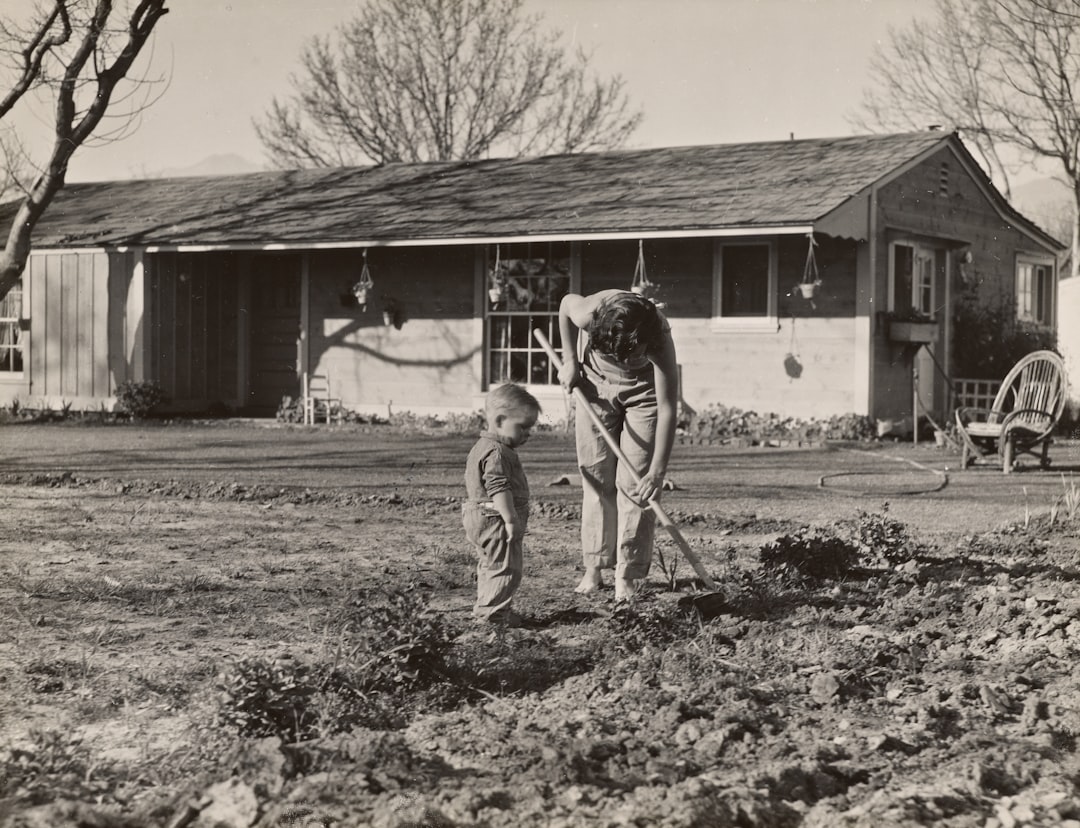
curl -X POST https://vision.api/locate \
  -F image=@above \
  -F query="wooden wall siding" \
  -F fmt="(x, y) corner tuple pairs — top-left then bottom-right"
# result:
(877, 147), (1041, 317)
(580, 235), (859, 320)
(778, 235), (858, 318)
(869, 149), (1041, 420)
(149, 252), (240, 407)
(575, 235), (859, 417)
(27, 251), (110, 404)
(580, 238), (714, 316)
(309, 247), (479, 412)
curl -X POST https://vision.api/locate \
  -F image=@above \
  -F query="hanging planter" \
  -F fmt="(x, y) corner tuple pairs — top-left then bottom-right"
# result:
(351, 249), (375, 311)
(488, 245), (507, 306)
(630, 239), (665, 307)
(798, 233), (822, 300)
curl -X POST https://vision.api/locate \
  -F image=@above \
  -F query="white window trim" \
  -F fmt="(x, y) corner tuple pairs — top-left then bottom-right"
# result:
(887, 239), (937, 317)
(1015, 253), (1055, 327)
(483, 241), (580, 391)
(0, 277), (25, 378)
(711, 237), (778, 333)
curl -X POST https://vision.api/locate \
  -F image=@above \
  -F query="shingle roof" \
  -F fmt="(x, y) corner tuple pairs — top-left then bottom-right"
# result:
(17, 131), (957, 248)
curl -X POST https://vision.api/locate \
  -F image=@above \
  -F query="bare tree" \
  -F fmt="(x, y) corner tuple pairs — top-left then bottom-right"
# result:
(0, 0), (170, 301)
(854, 0), (1080, 273)
(255, 0), (642, 167)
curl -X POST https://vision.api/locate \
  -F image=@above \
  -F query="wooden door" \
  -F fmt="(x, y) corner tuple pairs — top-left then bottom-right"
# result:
(247, 255), (301, 415)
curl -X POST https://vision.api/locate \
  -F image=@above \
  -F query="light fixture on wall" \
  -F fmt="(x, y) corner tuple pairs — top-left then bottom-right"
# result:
(352, 249), (375, 310)
(959, 247), (974, 285)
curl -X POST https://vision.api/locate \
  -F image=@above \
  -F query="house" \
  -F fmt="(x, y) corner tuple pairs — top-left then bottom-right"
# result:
(0, 131), (1063, 425)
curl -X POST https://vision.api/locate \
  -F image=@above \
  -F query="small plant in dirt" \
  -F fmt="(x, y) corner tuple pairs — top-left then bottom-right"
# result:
(602, 600), (698, 656)
(0, 729), (96, 804)
(333, 583), (453, 690)
(759, 526), (861, 582)
(114, 380), (166, 419)
(218, 656), (320, 742)
(839, 503), (917, 566)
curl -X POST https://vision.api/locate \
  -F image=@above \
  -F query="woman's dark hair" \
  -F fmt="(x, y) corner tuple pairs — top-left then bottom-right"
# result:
(590, 293), (664, 360)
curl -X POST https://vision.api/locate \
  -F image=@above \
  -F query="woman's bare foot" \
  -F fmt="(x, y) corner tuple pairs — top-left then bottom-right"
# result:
(614, 576), (641, 602)
(574, 567), (603, 594)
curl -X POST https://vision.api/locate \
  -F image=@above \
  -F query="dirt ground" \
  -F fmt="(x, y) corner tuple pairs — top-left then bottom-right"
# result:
(1, 422), (1079, 827)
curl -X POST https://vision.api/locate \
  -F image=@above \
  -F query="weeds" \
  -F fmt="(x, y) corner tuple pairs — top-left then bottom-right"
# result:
(839, 504), (917, 566)
(601, 600), (699, 656)
(759, 526), (861, 582)
(218, 583), (457, 739)
(114, 380), (167, 419)
(0, 729), (97, 803)
(1048, 474), (1080, 528)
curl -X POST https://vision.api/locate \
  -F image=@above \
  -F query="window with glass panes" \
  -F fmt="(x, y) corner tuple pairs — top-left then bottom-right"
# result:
(1016, 260), (1051, 325)
(486, 242), (571, 387)
(889, 242), (936, 316)
(0, 280), (23, 373)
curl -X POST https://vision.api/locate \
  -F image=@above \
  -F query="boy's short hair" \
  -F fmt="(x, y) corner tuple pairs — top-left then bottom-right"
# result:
(591, 293), (664, 361)
(486, 382), (541, 423)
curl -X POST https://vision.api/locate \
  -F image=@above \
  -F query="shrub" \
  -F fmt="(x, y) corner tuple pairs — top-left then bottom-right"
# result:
(839, 504), (916, 566)
(952, 285), (1057, 379)
(333, 584), (452, 691)
(115, 380), (166, 419)
(682, 404), (875, 444)
(759, 526), (861, 581)
(218, 657), (319, 742)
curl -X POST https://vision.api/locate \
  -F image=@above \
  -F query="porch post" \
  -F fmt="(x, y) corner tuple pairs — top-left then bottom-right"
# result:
(236, 255), (250, 409)
(299, 252), (310, 381)
(126, 249), (148, 382)
(852, 185), (880, 417)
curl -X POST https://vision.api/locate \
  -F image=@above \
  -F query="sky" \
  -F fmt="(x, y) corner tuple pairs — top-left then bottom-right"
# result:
(6, 0), (944, 183)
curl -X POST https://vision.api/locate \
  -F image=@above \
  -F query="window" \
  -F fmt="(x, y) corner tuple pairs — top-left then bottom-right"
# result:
(889, 241), (936, 316)
(0, 280), (23, 374)
(486, 242), (571, 386)
(1016, 259), (1052, 325)
(714, 239), (776, 327)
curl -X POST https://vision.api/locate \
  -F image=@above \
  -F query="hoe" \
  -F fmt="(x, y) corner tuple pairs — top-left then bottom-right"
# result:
(533, 329), (717, 593)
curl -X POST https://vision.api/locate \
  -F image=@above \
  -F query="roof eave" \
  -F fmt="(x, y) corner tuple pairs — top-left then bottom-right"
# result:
(32, 223), (818, 253)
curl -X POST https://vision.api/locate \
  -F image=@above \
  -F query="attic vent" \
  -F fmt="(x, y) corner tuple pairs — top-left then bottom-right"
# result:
(939, 162), (949, 197)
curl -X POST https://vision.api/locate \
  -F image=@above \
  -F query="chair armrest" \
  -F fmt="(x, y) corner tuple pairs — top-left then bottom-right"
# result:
(1000, 408), (1054, 438)
(955, 407), (1000, 427)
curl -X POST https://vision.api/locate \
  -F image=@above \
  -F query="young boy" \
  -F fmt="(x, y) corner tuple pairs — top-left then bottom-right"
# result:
(462, 383), (541, 626)
(558, 290), (679, 601)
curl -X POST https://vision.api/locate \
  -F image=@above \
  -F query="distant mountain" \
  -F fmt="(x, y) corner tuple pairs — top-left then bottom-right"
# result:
(157, 153), (264, 178)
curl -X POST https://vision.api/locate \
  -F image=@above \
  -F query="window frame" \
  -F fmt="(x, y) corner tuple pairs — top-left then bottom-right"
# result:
(711, 237), (778, 332)
(0, 278), (25, 377)
(483, 241), (575, 391)
(887, 239), (937, 318)
(1015, 254), (1054, 327)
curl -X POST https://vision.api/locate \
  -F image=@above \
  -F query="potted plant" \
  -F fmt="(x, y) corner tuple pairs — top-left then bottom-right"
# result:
(798, 234), (821, 299)
(488, 245), (507, 305)
(352, 250), (375, 311)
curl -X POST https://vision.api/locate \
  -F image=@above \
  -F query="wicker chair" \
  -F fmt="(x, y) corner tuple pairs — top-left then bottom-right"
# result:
(954, 350), (1067, 474)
